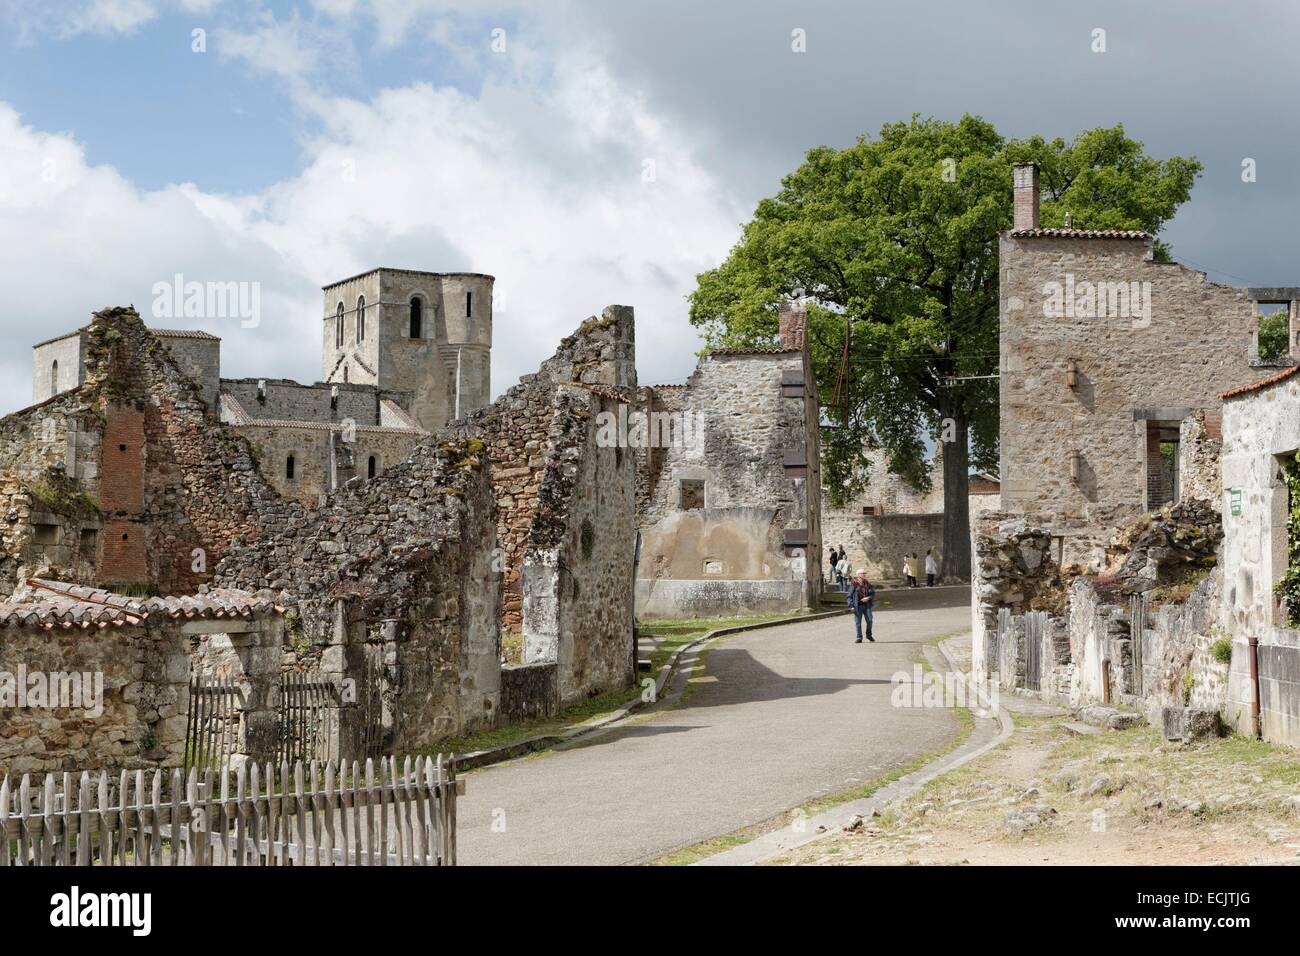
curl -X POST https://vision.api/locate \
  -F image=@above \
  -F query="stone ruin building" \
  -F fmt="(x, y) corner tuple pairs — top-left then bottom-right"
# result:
(31, 269), (493, 506)
(972, 162), (1300, 748)
(0, 273), (639, 772)
(634, 303), (823, 618)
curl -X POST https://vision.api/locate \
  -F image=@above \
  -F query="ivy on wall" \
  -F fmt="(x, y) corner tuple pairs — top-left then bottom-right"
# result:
(1275, 450), (1300, 627)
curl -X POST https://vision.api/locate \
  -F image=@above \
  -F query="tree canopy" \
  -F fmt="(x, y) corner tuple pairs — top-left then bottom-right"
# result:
(689, 115), (1201, 578)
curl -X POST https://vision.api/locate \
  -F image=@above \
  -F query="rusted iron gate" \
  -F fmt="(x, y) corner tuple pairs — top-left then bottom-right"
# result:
(187, 670), (342, 771)
(184, 671), (240, 775)
(277, 672), (339, 766)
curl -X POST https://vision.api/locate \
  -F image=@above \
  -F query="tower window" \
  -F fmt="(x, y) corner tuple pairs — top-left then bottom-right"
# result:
(343, 366), (349, 383)
(286, 455), (296, 480)
(50, 360), (58, 398)
(357, 296), (366, 343)
(410, 297), (423, 339)
(336, 302), (344, 348)
(466, 291), (473, 318)
(368, 455), (377, 479)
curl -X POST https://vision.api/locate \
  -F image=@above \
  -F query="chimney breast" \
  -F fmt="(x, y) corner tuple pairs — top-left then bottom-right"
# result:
(779, 302), (807, 351)
(1013, 163), (1040, 231)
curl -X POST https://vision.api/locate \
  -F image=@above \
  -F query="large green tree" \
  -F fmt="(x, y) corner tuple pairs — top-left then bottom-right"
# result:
(689, 115), (1200, 580)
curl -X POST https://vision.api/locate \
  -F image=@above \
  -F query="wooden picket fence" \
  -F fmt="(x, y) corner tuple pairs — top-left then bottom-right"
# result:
(0, 754), (461, 866)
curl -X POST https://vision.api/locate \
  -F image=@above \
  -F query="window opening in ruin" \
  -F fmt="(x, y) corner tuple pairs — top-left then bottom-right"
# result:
(368, 455), (377, 479)
(79, 528), (97, 554)
(336, 302), (344, 348)
(1257, 303), (1289, 363)
(1274, 451), (1300, 627)
(357, 296), (366, 343)
(410, 297), (423, 338)
(50, 360), (58, 398)
(343, 366), (349, 383)
(679, 478), (705, 510)
(466, 291), (473, 318)
(286, 455), (296, 480)
(1145, 421), (1180, 510)
(32, 523), (58, 545)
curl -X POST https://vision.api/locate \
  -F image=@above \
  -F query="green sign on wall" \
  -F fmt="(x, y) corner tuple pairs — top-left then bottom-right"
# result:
(1230, 488), (1242, 516)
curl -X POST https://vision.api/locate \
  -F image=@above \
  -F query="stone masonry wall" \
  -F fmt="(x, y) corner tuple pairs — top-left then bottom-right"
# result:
(465, 306), (637, 635)
(636, 345), (821, 618)
(0, 621), (191, 775)
(215, 433), (500, 746)
(999, 233), (1263, 543)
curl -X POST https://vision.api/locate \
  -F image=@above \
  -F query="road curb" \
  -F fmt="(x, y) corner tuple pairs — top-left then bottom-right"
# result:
(692, 632), (1014, 866)
(457, 607), (850, 772)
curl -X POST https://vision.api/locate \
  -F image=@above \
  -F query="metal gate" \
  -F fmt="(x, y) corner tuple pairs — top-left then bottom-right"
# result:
(277, 671), (340, 765)
(184, 670), (240, 774)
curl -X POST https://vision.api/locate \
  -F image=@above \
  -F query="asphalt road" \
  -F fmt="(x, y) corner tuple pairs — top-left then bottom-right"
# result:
(456, 586), (971, 865)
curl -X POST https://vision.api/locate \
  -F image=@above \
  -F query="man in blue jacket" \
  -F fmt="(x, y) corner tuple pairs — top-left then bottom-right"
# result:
(847, 570), (875, 643)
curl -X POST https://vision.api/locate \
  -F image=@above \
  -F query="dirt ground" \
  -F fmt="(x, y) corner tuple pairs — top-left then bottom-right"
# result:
(770, 708), (1300, 866)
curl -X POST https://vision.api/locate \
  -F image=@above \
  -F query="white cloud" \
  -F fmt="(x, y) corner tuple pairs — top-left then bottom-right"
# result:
(0, 14), (743, 416)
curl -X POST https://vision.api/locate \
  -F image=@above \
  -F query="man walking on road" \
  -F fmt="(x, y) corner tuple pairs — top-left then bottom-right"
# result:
(848, 569), (875, 643)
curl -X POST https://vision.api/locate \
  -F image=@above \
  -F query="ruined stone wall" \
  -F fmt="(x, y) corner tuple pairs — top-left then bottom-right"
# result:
(215, 434), (503, 746)
(521, 386), (636, 705)
(999, 234), (1262, 539)
(467, 306), (637, 634)
(0, 393), (104, 594)
(636, 348), (821, 618)
(1178, 410), (1222, 509)
(1, 307), (296, 596)
(0, 621), (191, 775)
(1219, 372), (1300, 745)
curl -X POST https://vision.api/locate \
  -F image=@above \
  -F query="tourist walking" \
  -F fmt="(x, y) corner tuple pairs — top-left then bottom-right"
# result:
(848, 569), (875, 643)
(925, 549), (938, 587)
(904, 553), (919, 588)
(827, 546), (838, 586)
(835, 551), (851, 590)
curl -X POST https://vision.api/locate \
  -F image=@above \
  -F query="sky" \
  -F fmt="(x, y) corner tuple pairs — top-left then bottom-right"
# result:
(1, 0), (1298, 416)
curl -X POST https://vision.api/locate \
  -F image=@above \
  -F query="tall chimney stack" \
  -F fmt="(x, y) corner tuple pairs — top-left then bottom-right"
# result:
(778, 301), (807, 351)
(1012, 162), (1040, 231)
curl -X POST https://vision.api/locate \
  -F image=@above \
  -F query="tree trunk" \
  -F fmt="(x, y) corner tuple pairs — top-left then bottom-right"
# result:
(940, 406), (971, 582)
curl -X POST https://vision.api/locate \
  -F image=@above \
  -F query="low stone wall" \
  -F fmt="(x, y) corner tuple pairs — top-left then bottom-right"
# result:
(500, 662), (558, 724)
(635, 578), (806, 619)
(0, 621), (189, 774)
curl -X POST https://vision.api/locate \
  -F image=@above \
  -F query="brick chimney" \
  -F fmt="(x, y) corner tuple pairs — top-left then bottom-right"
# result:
(779, 301), (807, 351)
(1012, 162), (1040, 231)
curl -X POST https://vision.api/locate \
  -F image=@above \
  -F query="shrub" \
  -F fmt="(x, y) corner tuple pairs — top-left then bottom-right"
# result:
(1210, 637), (1233, 665)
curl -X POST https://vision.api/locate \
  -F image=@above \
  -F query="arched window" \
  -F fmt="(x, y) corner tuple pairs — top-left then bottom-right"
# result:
(50, 360), (58, 398)
(336, 302), (344, 348)
(409, 297), (423, 339)
(357, 296), (366, 343)
(286, 455), (296, 480)
(368, 455), (377, 479)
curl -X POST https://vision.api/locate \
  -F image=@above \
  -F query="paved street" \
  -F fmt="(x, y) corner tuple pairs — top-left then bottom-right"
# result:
(457, 588), (971, 865)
